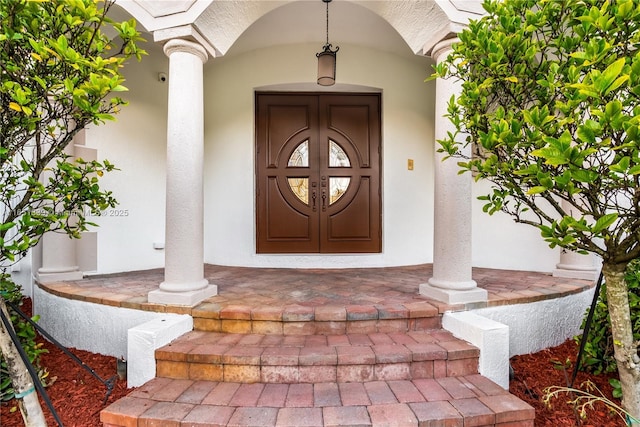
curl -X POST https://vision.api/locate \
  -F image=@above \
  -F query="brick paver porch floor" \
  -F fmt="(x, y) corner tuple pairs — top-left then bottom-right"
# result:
(38, 263), (594, 319)
(38, 264), (593, 427)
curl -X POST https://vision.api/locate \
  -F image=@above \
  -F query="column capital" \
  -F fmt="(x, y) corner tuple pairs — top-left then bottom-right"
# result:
(163, 38), (208, 64)
(431, 37), (460, 64)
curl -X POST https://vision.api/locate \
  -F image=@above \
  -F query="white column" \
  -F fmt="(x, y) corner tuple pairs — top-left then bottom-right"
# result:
(37, 233), (82, 283)
(37, 135), (82, 284)
(420, 38), (487, 305)
(553, 200), (600, 280)
(148, 38), (217, 306)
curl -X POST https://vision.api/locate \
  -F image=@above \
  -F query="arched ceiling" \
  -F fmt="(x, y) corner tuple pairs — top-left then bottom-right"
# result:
(223, 1), (415, 58)
(114, 0), (484, 59)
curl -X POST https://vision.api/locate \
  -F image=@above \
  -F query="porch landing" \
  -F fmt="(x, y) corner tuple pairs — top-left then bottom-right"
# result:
(38, 264), (593, 321)
(37, 264), (592, 427)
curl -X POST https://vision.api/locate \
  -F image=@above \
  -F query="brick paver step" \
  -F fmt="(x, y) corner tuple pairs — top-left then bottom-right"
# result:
(155, 329), (479, 383)
(193, 301), (442, 335)
(101, 375), (534, 426)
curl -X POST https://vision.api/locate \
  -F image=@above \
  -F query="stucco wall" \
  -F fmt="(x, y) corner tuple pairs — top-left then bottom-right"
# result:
(472, 180), (560, 271)
(474, 287), (596, 356)
(33, 286), (166, 358)
(203, 43), (435, 268)
(85, 43), (169, 274)
(83, 40), (559, 274)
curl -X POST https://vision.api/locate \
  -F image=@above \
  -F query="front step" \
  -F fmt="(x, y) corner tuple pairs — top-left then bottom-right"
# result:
(191, 301), (442, 335)
(154, 330), (480, 383)
(101, 375), (534, 426)
(102, 303), (535, 426)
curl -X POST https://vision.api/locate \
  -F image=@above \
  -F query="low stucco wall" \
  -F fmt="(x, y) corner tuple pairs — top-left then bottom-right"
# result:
(473, 287), (596, 357)
(33, 285), (178, 359)
(441, 287), (595, 388)
(33, 281), (595, 390)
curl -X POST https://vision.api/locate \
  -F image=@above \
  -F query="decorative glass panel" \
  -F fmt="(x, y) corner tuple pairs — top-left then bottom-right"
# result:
(330, 177), (350, 204)
(329, 140), (350, 167)
(288, 178), (308, 204)
(288, 140), (309, 167)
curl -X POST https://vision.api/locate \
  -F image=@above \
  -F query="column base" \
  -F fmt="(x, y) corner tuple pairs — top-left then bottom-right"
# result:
(148, 284), (218, 307)
(552, 268), (599, 281)
(420, 283), (488, 305)
(36, 268), (83, 284)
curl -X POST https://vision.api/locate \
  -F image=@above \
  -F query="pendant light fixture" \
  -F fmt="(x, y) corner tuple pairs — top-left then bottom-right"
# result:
(316, 0), (339, 86)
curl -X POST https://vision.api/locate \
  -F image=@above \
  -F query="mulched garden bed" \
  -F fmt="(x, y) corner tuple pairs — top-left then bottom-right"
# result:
(0, 298), (628, 426)
(510, 339), (626, 426)
(1, 298), (130, 427)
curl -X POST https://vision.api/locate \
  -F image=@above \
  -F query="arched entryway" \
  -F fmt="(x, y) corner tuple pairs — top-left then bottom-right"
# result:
(93, 0), (493, 306)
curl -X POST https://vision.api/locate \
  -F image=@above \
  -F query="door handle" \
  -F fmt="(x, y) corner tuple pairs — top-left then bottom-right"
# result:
(322, 190), (327, 211)
(312, 189), (317, 212)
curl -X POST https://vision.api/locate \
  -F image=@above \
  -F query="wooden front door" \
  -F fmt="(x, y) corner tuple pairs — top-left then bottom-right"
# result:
(256, 93), (381, 253)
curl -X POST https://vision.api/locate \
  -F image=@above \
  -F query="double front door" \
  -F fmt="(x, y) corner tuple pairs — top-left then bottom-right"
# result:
(256, 93), (381, 253)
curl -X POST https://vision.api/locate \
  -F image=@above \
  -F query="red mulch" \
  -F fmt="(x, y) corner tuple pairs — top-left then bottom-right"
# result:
(0, 298), (628, 426)
(1, 298), (131, 427)
(510, 339), (626, 426)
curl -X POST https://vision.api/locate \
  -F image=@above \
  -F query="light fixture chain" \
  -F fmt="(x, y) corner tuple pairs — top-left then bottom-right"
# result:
(325, 0), (329, 46)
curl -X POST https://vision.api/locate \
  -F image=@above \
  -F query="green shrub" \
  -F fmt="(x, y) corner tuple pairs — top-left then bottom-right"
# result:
(576, 259), (640, 375)
(0, 275), (49, 401)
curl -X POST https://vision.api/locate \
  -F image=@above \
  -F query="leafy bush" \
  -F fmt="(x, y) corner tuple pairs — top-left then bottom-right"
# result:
(576, 259), (640, 375)
(0, 275), (49, 401)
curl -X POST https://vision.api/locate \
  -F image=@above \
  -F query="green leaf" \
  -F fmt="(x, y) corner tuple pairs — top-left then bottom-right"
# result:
(597, 57), (626, 93)
(605, 100), (623, 118)
(526, 186), (547, 195)
(0, 222), (16, 232)
(570, 169), (599, 183)
(605, 75), (629, 95)
(577, 126), (595, 144)
(55, 34), (68, 51)
(568, 82), (600, 98)
(592, 213), (618, 234)
(610, 156), (630, 173)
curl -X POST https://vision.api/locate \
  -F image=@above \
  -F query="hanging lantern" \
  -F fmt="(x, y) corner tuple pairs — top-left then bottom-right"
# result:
(316, 0), (339, 86)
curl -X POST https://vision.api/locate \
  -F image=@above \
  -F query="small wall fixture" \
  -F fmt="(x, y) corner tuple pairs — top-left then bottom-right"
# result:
(316, 0), (339, 86)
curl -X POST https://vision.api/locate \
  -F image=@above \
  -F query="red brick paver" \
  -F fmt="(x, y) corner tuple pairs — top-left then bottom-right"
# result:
(81, 264), (574, 426)
(39, 264), (593, 322)
(102, 376), (535, 427)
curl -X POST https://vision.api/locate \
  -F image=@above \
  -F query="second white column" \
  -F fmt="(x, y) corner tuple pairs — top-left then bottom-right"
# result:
(420, 38), (487, 305)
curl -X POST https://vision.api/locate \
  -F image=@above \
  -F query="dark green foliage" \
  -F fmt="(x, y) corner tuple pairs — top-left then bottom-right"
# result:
(0, 1), (144, 420)
(577, 259), (640, 375)
(0, 0), (145, 264)
(0, 275), (49, 401)
(430, 0), (640, 415)
(430, 0), (640, 263)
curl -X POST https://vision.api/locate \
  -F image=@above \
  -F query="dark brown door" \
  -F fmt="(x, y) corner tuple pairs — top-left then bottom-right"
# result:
(256, 93), (381, 253)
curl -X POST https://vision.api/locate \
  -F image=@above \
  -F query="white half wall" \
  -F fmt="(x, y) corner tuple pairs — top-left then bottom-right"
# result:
(33, 285), (181, 359)
(442, 311), (510, 389)
(472, 180), (560, 272)
(474, 287), (596, 357)
(442, 287), (595, 389)
(128, 315), (193, 387)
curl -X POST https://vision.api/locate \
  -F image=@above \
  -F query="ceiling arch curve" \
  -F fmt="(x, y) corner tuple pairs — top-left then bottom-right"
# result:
(115, 0), (484, 58)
